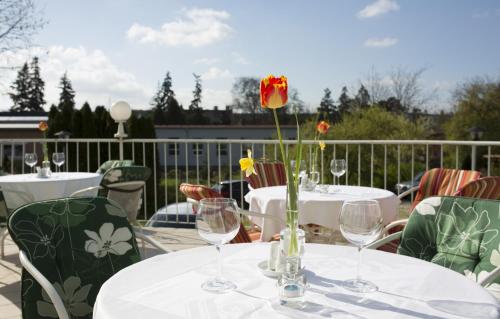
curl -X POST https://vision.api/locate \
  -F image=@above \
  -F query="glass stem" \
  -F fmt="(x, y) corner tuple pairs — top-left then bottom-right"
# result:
(356, 247), (362, 281)
(215, 244), (223, 282)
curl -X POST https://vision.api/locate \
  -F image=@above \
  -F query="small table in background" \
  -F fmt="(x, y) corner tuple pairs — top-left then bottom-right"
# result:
(245, 185), (400, 241)
(0, 172), (102, 209)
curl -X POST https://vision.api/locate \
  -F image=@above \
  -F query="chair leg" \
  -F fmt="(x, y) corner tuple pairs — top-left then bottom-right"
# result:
(0, 228), (8, 259)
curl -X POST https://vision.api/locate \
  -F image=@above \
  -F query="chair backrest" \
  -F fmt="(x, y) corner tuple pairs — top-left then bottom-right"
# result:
(411, 168), (480, 209)
(398, 196), (500, 290)
(8, 197), (141, 319)
(96, 160), (134, 174)
(247, 161), (286, 189)
(454, 176), (500, 200)
(101, 166), (151, 222)
(179, 183), (252, 243)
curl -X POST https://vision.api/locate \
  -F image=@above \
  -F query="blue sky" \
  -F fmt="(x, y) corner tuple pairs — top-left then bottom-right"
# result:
(0, 0), (499, 112)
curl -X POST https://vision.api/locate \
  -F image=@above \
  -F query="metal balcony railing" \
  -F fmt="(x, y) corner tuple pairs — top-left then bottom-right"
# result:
(1, 138), (499, 225)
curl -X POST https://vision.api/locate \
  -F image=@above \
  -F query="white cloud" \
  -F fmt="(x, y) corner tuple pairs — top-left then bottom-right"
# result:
(364, 37), (398, 48)
(193, 57), (219, 65)
(0, 46), (152, 110)
(127, 8), (233, 47)
(201, 67), (232, 80)
(231, 52), (249, 65)
(176, 87), (231, 109)
(357, 0), (399, 19)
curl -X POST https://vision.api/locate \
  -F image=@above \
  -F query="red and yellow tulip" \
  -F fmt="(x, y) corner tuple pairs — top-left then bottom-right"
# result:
(38, 121), (48, 132)
(260, 75), (288, 109)
(316, 121), (330, 135)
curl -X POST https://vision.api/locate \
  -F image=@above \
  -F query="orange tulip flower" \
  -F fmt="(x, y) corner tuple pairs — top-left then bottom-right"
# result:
(316, 121), (330, 135)
(260, 75), (288, 109)
(38, 121), (48, 132)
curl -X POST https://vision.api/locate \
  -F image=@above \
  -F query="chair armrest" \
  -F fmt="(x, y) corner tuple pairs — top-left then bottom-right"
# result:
(19, 251), (70, 319)
(237, 208), (284, 224)
(398, 186), (419, 199)
(133, 228), (170, 254)
(366, 231), (403, 250)
(70, 186), (103, 197)
(382, 219), (409, 236)
(478, 266), (500, 287)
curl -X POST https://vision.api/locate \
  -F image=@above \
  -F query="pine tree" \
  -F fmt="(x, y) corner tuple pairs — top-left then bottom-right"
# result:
(151, 72), (175, 124)
(9, 62), (30, 112)
(189, 73), (202, 110)
(80, 102), (96, 137)
(318, 88), (339, 122)
(338, 86), (353, 116)
(27, 57), (45, 111)
(58, 72), (75, 132)
(354, 85), (370, 109)
(165, 98), (185, 124)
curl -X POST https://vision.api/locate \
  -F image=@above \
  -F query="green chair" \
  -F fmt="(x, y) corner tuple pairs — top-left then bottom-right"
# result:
(8, 197), (168, 319)
(95, 160), (134, 175)
(72, 166), (151, 223)
(369, 196), (500, 297)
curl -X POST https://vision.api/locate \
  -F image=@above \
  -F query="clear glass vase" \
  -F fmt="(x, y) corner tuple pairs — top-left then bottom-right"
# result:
(37, 160), (52, 178)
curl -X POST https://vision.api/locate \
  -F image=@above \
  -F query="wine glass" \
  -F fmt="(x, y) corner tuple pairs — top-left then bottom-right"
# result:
(339, 200), (383, 293)
(196, 198), (240, 293)
(291, 160), (307, 178)
(52, 153), (65, 172)
(24, 153), (37, 173)
(330, 159), (346, 188)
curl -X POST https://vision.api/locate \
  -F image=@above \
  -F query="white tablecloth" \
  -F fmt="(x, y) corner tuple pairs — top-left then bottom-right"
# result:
(245, 186), (400, 241)
(0, 172), (102, 209)
(94, 243), (499, 319)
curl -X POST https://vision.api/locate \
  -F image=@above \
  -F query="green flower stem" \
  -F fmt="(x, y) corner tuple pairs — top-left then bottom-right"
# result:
(43, 132), (48, 162)
(272, 108), (299, 256)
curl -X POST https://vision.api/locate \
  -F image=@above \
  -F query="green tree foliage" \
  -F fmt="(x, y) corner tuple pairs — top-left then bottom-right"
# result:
(58, 72), (76, 132)
(9, 62), (30, 111)
(354, 85), (370, 109)
(188, 73), (208, 124)
(231, 77), (260, 123)
(302, 107), (428, 188)
(152, 71), (185, 125)
(317, 88), (339, 122)
(338, 86), (353, 116)
(445, 79), (500, 141)
(28, 57), (45, 111)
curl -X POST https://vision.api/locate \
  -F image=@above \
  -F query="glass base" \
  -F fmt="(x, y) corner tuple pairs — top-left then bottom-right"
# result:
(342, 278), (378, 293)
(201, 278), (236, 293)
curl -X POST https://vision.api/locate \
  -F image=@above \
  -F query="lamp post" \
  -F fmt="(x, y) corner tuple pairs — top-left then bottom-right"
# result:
(110, 101), (132, 160)
(469, 126), (484, 170)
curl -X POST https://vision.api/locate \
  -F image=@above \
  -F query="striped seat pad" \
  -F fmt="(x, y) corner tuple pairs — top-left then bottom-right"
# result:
(247, 161), (286, 189)
(454, 176), (500, 200)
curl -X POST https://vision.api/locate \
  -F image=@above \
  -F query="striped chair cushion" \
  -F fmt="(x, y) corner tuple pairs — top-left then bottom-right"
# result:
(411, 168), (481, 210)
(379, 168), (481, 254)
(178, 183), (257, 244)
(247, 161), (286, 189)
(454, 176), (500, 200)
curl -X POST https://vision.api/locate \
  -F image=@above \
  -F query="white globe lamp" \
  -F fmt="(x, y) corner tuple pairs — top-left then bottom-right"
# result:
(110, 100), (132, 160)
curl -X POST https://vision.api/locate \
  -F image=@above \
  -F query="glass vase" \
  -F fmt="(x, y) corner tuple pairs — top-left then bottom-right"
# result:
(37, 160), (52, 178)
(277, 185), (306, 303)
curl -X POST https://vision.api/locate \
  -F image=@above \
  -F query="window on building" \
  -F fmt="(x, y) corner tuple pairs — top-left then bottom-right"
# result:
(168, 142), (179, 156)
(192, 143), (204, 156)
(216, 138), (227, 156)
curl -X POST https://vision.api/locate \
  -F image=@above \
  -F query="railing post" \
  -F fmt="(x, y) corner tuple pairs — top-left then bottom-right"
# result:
(471, 145), (477, 170)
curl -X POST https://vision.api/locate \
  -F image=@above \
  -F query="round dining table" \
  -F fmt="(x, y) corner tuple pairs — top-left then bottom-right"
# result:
(0, 172), (102, 209)
(93, 243), (499, 319)
(245, 185), (400, 241)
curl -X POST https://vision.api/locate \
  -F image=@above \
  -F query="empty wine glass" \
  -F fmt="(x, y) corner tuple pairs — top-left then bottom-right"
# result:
(330, 159), (346, 188)
(339, 200), (383, 293)
(52, 153), (65, 172)
(196, 198), (240, 293)
(24, 153), (37, 173)
(291, 160), (307, 178)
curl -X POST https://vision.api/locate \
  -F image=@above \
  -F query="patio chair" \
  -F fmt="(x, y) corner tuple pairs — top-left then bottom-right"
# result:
(246, 160), (286, 189)
(71, 166), (151, 224)
(96, 159), (134, 174)
(0, 187), (34, 258)
(179, 183), (281, 243)
(379, 168), (481, 252)
(368, 196), (500, 297)
(7, 196), (168, 319)
(454, 176), (500, 200)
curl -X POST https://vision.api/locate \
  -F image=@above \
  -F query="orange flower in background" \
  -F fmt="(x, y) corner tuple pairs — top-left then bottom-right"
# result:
(316, 121), (330, 135)
(260, 75), (288, 109)
(38, 121), (48, 132)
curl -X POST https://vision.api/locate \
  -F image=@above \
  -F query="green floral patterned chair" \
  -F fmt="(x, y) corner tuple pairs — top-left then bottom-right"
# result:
(72, 166), (151, 224)
(95, 160), (134, 175)
(369, 196), (500, 297)
(8, 197), (167, 319)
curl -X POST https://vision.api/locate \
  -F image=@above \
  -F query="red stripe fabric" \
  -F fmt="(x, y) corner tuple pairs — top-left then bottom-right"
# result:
(455, 176), (500, 200)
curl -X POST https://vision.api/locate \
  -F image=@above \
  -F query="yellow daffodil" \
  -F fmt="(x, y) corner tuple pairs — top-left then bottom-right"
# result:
(319, 141), (326, 151)
(239, 149), (257, 177)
